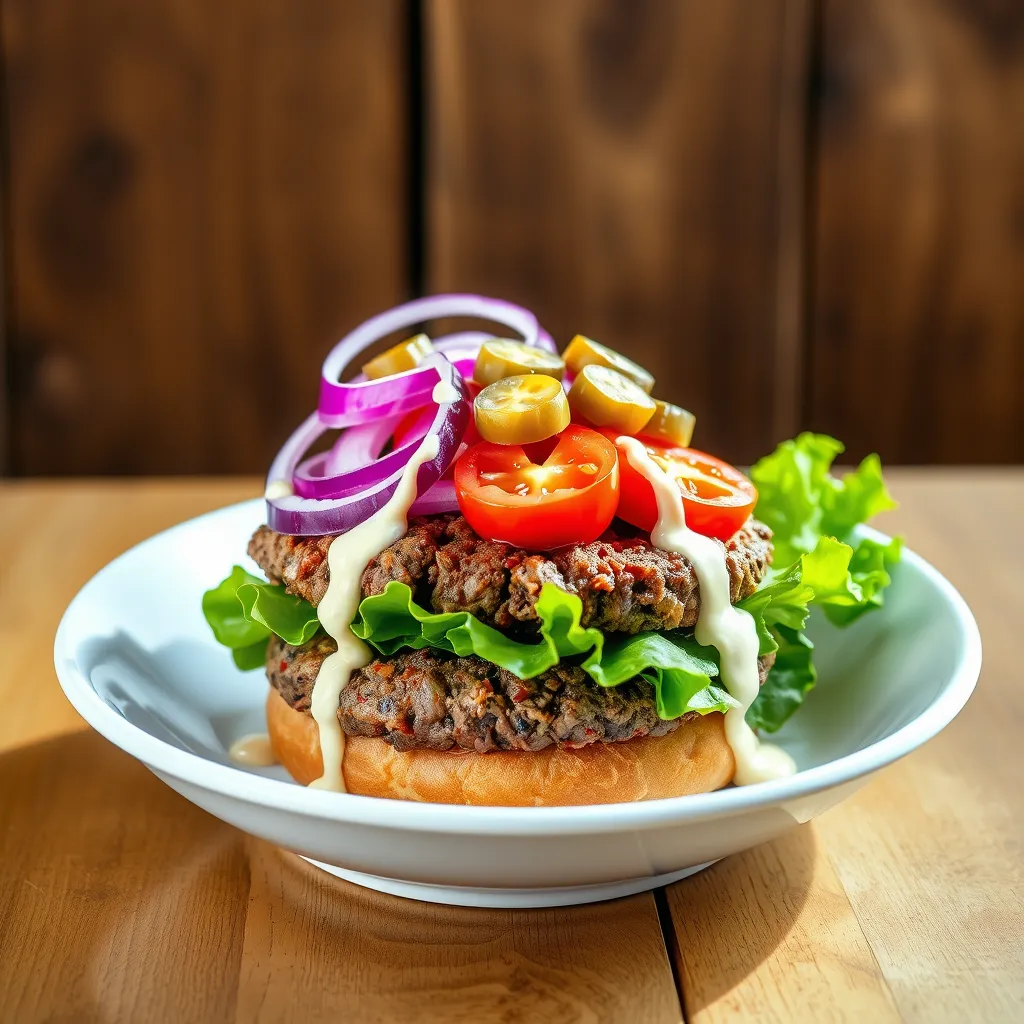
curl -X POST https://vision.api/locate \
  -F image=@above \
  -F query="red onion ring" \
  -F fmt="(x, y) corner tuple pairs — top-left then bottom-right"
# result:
(266, 355), (469, 535)
(410, 477), (460, 516)
(318, 295), (552, 427)
(321, 414), (402, 477)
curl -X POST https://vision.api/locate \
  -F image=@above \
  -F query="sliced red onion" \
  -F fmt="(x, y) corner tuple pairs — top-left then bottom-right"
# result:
(410, 477), (460, 516)
(322, 414), (401, 477)
(319, 295), (552, 426)
(266, 355), (469, 536)
(432, 331), (492, 380)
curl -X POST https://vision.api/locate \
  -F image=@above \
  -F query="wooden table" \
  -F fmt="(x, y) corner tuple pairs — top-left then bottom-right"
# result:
(0, 471), (1021, 1022)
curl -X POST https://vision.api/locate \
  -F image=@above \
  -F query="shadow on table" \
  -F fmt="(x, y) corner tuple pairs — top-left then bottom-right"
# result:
(0, 729), (689, 1021)
(662, 823), (819, 1013)
(0, 729), (250, 1021)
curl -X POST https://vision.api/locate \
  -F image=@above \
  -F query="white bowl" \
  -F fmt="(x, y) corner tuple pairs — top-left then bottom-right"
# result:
(55, 500), (981, 908)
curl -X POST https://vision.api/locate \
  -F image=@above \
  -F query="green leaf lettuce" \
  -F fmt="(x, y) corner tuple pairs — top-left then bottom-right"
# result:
(352, 580), (738, 720)
(202, 565), (320, 672)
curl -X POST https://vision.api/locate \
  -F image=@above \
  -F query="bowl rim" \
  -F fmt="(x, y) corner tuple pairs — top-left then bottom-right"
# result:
(54, 499), (982, 837)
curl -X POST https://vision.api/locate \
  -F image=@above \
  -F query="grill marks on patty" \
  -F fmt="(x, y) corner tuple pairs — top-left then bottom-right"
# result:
(248, 513), (773, 634)
(267, 635), (776, 754)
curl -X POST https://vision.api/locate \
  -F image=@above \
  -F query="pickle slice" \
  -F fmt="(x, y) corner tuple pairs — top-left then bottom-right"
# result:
(644, 400), (696, 447)
(474, 374), (571, 445)
(563, 335), (655, 393)
(472, 338), (566, 387)
(361, 333), (434, 380)
(568, 364), (656, 435)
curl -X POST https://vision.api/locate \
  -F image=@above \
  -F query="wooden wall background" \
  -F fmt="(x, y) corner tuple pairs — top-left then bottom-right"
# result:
(0, 0), (1020, 475)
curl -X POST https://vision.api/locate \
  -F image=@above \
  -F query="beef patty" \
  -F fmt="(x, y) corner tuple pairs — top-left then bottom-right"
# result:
(249, 513), (772, 635)
(266, 634), (776, 754)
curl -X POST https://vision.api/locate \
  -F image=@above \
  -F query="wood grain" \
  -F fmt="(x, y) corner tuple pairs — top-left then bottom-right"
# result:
(665, 827), (900, 1021)
(665, 469), (1024, 1020)
(0, 731), (252, 1023)
(0, 480), (682, 1022)
(1, 472), (1021, 1020)
(426, 0), (813, 466)
(0, 478), (259, 747)
(1, 0), (408, 475)
(808, 0), (1024, 464)
(235, 850), (681, 1023)
(813, 470), (1024, 1020)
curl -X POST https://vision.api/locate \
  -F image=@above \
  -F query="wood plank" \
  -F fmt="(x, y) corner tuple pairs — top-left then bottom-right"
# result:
(1, 0), (408, 475)
(4, 473), (1021, 1019)
(235, 846), (681, 1023)
(0, 44), (7, 476)
(664, 826), (900, 1021)
(808, 0), (1024, 464)
(814, 470), (1024, 1021)
(663, 470), (1024, 1019)
(0, 479), (683, 1024)
(426, 0), (813, 465)
(0, 731), (252, 1023)
(0, 479), (258, 747)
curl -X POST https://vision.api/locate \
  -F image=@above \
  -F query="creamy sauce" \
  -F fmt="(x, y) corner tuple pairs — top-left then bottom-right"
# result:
(229, 732), (277, 767)
(265, 479), (294, 500)
(616, 438), (796, 785)
(310, 434), (441, 791)
(432, 378), (461, 405)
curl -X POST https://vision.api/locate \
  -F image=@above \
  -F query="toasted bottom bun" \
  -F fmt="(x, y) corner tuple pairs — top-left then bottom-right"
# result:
(266, 688), (736, 806)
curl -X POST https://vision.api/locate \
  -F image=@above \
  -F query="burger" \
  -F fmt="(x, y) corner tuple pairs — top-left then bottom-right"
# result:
(203, 295), (899, 806)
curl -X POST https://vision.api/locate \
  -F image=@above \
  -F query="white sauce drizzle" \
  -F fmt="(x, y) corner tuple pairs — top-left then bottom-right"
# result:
(616, 438), (796, 785)
(432, 377), (461, 405)
(265, 479), (294, 500)
(309, 433), (441, 791)
(229, 732), (277, 767)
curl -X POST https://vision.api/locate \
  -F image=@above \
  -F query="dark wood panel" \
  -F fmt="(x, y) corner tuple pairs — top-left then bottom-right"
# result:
(426, 0), (813, 465)
(0, 11), (8, 475)
(809, 0), (1024, 464)
(1, 0), (408, 475)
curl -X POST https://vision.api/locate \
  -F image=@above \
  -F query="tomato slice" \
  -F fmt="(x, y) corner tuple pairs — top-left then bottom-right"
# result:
(603, 431), (757, 542)
(454, 425), (619, 550)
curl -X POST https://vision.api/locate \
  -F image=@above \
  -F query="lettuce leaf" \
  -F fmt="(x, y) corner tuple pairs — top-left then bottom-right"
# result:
(202, 566), (271, 649)
(586, 633), (736, 720)
(202, 565), (320, 670)
(740, 433), (901, 727)
(750, 432), (897, 565)
(236, 580), (321, 646)
(353, 580), (737, 720)
(351, 579), (602, 675)
(750, 432), (901, 628)
(746, 626), (815, 732)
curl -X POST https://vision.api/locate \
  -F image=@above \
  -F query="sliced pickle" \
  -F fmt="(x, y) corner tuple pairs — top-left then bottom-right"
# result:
(361, 333), (433, 380)
(644, 400), (696, 447)
(563, 335), (655, 393)
(472, 338), (566, 387)
(474, 374), (570, 445)
(567, 364), (656, 435)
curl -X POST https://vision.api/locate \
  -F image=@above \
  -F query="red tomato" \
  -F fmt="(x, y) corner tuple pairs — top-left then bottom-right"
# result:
(603, 431), (757, 542)
(454, 425), (620, 550)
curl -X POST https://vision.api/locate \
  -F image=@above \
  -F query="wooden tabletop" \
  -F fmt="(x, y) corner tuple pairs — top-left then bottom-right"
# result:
(0, 470), (1021, 1022)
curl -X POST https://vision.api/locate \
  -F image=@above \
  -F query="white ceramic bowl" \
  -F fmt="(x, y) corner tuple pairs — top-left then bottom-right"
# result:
(55, 500), (981, 908)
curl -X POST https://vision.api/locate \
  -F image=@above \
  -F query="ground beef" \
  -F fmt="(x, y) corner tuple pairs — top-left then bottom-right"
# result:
(249, 514), (772, 635)
(266, 635), (776, 754)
